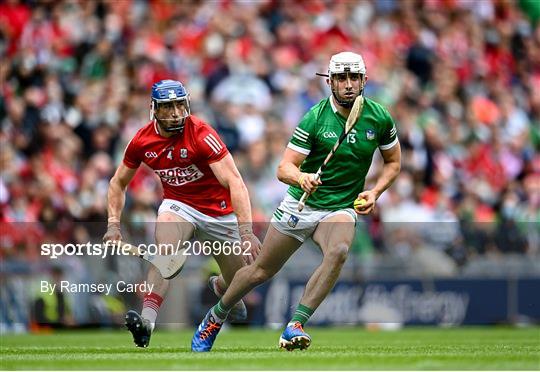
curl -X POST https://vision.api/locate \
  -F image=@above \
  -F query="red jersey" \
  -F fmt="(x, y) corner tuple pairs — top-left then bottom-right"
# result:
(123, 116), (233, 216)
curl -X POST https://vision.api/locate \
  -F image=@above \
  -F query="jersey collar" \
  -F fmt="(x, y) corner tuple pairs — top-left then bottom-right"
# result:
(329, 95), (347, 120)
(329, 95), (338, 113)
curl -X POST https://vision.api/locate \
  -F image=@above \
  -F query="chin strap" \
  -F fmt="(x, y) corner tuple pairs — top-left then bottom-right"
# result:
(155, 116), (185, 134)
(332, 91), (355, 108)
(164, 127), (184, 133)
(331, 85), (365, 109)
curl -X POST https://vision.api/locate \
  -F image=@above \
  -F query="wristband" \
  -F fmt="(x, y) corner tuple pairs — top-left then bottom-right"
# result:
(298, 173), (306, 187)
(107, 221), (121, 230)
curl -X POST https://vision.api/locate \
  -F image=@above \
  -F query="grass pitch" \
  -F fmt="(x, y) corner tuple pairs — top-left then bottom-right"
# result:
(1, 326), (539, 370)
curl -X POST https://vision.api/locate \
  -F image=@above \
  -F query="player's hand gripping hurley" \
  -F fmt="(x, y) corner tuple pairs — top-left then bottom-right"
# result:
(298, 95), (365, 212)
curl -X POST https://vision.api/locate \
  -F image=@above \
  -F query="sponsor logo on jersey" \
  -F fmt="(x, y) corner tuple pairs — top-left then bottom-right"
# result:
(287, 214), (299, 228)
(220, 201), (227, 209)
(145, 151), (158, 158)
(180, 148), (188, 158)
(155, 165), (204, 186)
(366, 129), (376, 140)
(323, 131), (338, 138)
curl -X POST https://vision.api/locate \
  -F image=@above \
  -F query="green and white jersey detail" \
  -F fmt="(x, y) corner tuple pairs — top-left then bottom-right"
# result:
(287, 96), (398, 210)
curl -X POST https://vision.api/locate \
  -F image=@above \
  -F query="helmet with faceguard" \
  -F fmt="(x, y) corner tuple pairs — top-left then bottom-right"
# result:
(323, 52), (367, 108)
(150, 80), (191, 133)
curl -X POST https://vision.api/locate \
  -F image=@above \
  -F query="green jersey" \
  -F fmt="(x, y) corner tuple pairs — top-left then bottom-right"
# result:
(287, 96), (398, 210)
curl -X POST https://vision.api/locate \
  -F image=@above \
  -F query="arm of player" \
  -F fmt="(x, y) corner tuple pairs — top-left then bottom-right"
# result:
(356, 141), (401, 215)
(103, 163), (138, 243)
(277, 148), (322, 193)
(209, 154), (261, 264)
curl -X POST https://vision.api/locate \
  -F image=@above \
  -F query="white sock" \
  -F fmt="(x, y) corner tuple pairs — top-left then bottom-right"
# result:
(141, 292), (163, 331)
(141, 307), (157, 331)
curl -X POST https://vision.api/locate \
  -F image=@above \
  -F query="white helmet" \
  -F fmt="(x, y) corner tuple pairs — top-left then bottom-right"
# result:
(323, 52), (367, 108)
(328, 52), (366, 76)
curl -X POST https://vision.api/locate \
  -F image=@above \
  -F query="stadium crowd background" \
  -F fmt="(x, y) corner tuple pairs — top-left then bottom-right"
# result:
(1, 0), (539, 330)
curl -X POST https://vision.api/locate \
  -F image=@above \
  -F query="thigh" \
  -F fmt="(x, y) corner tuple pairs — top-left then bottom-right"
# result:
(255, 224), (303, 273)
(205, 215), (244, 283)
(214, 224), (302, 284)
(155, 212), (195, 250)
(312, 212), (356, 254)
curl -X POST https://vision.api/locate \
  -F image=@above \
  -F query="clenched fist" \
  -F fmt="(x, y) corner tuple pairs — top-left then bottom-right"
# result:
(103, 221), (122, 246)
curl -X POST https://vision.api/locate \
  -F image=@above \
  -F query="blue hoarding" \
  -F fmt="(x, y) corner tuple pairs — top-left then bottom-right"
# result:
(252, 277), (540, 326)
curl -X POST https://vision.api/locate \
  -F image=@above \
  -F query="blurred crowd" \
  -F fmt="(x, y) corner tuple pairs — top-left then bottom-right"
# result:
(1, 0), (539, 273)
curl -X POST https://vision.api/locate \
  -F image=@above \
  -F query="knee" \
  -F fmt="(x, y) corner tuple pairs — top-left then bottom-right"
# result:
(324, 243), (349, 266)
(147, 266), (168, 288)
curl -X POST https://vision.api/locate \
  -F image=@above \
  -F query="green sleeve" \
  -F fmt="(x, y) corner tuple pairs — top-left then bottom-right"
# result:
(287, 109), (316, 155)
(379, 108), (398, 150)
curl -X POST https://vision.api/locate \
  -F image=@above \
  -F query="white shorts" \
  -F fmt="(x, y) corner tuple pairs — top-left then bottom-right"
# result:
(270, 194), (357, 242)
(158, 199), (240, 242)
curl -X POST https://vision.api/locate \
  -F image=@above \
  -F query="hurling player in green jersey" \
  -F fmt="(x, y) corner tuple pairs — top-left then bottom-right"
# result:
(191, 52), (401, 352)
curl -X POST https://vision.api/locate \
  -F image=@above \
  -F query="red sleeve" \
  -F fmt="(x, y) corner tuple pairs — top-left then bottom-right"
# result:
(197, 124), (229, 164)
(122, 136), (141, 169)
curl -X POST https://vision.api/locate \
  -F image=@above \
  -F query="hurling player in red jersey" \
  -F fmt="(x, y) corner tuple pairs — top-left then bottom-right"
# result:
(103, 80), (261, 348)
